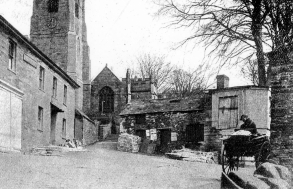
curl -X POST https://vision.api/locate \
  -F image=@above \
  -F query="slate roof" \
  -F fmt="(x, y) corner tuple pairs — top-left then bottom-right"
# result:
(119, 98), (203, 116)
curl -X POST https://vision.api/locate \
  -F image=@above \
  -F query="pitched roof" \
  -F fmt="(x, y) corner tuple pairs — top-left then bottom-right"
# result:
(119, 98), (203, 116)
(92, 65), (122, 84)
(0, 15), (79, 89)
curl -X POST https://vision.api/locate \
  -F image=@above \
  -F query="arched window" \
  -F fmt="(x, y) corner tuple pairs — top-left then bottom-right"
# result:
(99, 87), (114, 113)
(48, 0), (59, 13)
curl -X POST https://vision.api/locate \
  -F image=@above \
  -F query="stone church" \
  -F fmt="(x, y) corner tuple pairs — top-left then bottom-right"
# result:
(89, 66), (157, 130)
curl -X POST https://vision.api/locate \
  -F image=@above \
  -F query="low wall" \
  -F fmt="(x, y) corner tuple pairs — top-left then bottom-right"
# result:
(82, 119), (99, 145)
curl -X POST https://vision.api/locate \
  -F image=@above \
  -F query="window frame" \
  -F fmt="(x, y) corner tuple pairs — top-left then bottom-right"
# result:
(52, 77), (57, 98)
(38, 106), (44, 131)
(63, 85), (67, 105)
(8, 39), (16, 72)
(39, 66), (45, 90)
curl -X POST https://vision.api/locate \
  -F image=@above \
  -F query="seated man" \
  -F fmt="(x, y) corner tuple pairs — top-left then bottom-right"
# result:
(239, 114), (257, 134)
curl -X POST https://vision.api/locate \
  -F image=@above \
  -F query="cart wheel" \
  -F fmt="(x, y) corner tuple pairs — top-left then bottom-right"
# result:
(255, 141), (271, 168)
(221, 145), (239, 174)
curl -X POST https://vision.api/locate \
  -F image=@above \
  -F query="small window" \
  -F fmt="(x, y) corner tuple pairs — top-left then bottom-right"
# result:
(63, 85), (67, 105)
(75, 0), (79, 18)
(38, 106), (44, 131)
(135, 114), (146, 124)
(8, 40), (16, 71)
(39, 66), (45, 90)
(48, 0), (59, 13)
(53, 77), (57, 98)
(62, 119), (66, 138)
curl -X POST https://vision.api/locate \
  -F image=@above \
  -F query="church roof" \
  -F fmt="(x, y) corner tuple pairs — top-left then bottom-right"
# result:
(92, 65), (122, 84)
(119, 98), (203, 116)
(0, 15), (79, 89)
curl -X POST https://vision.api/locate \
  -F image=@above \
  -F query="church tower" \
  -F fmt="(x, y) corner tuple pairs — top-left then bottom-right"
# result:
(30, 0), (91, 111)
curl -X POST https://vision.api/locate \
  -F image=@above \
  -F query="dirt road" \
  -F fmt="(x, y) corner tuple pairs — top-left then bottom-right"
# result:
(0, 143), (222, 189)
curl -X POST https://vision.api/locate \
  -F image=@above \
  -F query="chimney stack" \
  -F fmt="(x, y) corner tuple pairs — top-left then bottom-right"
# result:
(216, 75), (229, 89)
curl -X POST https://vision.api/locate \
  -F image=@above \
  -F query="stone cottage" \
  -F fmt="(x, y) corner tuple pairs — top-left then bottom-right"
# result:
(119, 97), (211, 153)
(90, 66), (157, 134)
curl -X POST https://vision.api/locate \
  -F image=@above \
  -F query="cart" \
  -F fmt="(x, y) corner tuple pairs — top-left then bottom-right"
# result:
(221, 133), (271, 174)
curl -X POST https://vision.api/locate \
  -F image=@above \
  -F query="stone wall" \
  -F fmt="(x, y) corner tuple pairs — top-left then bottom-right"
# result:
(121, 108), (215, 153)
(268, 45), (293, 172)
(82, 119), (99, 145)
(0, 19), (77, 152)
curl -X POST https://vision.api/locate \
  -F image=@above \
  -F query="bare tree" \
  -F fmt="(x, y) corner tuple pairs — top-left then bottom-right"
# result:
(135, 53), (174, 91)
(163, 64), (214, 98)
(241, 60), (259, 85)
(156, 0), (293, 86)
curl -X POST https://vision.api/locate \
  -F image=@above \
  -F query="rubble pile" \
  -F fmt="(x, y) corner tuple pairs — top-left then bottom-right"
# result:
(117, 133), (141, 153)
(166, 148), (218, 164)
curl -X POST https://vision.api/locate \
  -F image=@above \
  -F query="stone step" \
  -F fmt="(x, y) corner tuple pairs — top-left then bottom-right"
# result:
(104, 134), (120, 142)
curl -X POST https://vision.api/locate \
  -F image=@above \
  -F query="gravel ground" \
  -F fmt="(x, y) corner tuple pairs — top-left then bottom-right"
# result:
(0, 143), (243, 189)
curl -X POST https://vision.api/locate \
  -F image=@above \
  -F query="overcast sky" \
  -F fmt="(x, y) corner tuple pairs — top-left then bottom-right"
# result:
(0, 0), (249, 87)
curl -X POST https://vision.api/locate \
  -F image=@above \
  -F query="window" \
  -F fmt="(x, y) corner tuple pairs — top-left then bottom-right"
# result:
(53, 77), (57, 98)
(75, 0), (79, 18)
(99, 86), (114, 113)
(39, 66), (45, 90)
(48, 0), (59, 13)
(63, 85), (67, 105)
(218, 96), (238, 129)
(8, 40), (16, 71)
(135, 114), (146, 124)
(38, 106), (44, 131)
(62, 119), (66, 138)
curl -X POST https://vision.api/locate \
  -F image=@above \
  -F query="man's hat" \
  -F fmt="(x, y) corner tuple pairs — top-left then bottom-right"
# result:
(240, 114), (248, 121)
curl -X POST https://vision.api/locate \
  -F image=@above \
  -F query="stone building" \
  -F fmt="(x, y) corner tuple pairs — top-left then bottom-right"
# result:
(119, 98), (209, 153)
(30, 0), (91, 112)
(90, 66), (157, 133)
(29, 0), (97, 146)
(0, 15), (78, 151)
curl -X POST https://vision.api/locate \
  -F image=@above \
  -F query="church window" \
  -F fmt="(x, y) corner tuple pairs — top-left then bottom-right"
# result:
(75, 0), (79, 18)
(99, 87), (114, 114)
(48, 0), (59, 13)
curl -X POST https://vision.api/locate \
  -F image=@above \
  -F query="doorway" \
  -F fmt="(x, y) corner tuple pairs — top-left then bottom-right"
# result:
(50, 104), (63, 145)
(50, 109), (57, 145)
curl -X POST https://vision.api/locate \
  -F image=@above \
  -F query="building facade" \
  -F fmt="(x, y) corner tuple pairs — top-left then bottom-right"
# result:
(0, 15), (78, 151)
(0, 0), (99, 152)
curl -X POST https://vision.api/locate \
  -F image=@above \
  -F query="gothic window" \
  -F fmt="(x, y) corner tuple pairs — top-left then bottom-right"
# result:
(75, 0), (80, 18)
(99, 87), (114, 114)
(48, 0), (59, 13)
